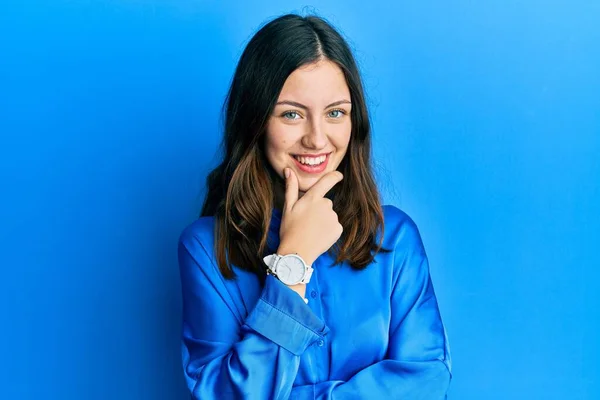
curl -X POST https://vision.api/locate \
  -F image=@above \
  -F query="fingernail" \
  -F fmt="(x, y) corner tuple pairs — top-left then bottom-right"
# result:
(285, 168), (290, 178)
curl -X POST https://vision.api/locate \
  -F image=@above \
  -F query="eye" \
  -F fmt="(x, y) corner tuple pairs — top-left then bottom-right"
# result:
(282, 111), (301, 120)
(328, 108), (347, 118)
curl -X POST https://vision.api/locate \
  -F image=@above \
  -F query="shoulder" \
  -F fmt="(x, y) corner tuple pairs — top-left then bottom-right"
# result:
(382, 204), (415, 227)
(177, 216), (219, 276)
(382, 204), (426, 257)
(178, 216), (216, 248)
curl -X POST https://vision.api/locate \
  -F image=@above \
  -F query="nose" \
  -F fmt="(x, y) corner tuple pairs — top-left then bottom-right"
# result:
(302, 119), (328, 149)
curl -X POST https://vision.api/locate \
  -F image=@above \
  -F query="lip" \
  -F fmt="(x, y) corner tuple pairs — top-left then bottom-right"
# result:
(292, 152), (331, 157)
(291, 152), (331, 174)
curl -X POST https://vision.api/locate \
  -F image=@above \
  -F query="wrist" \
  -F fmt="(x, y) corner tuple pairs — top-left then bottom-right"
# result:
(288, 283), (307, 299)
(276, 246), (315, 266)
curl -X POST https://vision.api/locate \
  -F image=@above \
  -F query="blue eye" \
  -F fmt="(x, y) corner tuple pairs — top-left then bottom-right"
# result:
(328, 109), (346, 118)
(282, 111), (301, 120)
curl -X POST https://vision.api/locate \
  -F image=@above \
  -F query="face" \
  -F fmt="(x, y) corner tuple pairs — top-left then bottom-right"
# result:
(265, 59), (352, 195)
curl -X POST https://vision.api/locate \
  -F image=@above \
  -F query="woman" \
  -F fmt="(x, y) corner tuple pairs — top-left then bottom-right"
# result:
(178, 13), (452, 399)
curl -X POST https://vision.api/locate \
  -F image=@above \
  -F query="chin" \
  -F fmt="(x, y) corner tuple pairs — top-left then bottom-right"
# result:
(297, 173), (325, 192)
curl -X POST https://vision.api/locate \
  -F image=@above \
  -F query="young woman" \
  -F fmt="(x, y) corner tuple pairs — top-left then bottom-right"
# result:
(178, 13), (452, 399)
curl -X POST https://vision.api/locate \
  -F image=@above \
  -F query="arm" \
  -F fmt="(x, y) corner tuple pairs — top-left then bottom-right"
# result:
(290, 216), (452, 399)
(178, 226), (328, 400)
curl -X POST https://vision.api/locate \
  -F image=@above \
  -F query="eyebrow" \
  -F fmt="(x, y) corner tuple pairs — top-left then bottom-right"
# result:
(275, 99), (352, 109)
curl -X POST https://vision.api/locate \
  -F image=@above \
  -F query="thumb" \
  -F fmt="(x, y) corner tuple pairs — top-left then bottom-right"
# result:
(283, 167), (298, 214)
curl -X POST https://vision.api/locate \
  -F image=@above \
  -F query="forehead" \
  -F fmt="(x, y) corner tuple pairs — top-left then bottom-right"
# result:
(277, 60), (350, 104)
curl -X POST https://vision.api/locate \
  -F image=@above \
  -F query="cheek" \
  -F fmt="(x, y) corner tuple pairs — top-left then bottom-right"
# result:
(265, 127), (294, 164)
(266, 123), (300, 153)
(331, 124), (352, 151)
(265, 138), (288, 159)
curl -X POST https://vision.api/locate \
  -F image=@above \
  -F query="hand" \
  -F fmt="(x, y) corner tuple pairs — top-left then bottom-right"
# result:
(277, 168), (344, 268)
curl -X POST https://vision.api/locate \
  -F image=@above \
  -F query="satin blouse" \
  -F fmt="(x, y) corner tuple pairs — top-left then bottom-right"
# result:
(177, 204), (452, 399)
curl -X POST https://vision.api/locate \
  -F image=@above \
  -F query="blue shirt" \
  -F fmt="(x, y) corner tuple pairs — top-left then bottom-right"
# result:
(177, 204), (452, 399)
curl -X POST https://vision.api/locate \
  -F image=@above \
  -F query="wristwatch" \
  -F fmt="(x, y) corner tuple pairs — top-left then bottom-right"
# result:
(262, 253), (313, 286)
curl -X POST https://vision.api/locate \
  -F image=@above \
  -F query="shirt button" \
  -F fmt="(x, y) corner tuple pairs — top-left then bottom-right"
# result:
(317, 339), (324, 347)
(310, 290), (317, 299)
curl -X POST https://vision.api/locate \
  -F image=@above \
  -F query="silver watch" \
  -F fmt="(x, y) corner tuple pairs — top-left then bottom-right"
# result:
(262, 253), (313, 285)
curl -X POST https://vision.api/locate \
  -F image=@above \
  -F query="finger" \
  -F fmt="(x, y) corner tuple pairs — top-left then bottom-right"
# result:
(283, 167), (299, 214)
(305, 171), (343, 199)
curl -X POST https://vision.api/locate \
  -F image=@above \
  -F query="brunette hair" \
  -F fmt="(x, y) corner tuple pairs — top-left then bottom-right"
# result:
(201, 13), (391, 280)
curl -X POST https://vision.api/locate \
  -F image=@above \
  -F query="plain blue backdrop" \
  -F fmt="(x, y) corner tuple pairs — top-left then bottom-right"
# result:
(1, 1), (599, 399)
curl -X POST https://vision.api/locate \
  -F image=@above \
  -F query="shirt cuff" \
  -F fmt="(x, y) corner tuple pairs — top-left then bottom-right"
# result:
(245, 275), (329, 355)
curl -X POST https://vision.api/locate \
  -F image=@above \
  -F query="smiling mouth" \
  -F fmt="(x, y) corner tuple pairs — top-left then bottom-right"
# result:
(291, 152), (332, 166)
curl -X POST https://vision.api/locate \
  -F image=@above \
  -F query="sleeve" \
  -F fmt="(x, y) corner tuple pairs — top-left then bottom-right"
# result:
(288, 216), (452, 399)
(178, 226), (329, 400)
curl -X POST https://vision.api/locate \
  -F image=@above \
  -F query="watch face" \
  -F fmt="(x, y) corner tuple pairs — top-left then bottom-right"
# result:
(276, 255), (305, 285)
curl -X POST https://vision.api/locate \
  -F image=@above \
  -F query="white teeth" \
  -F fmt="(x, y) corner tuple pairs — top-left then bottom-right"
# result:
(294, 155), (327, 166)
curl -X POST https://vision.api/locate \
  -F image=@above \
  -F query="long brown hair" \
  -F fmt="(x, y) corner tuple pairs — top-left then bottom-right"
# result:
(201, 14), (392, 281)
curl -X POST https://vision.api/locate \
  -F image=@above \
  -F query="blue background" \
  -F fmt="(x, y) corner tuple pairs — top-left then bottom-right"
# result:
(1, 1), (599, 399)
